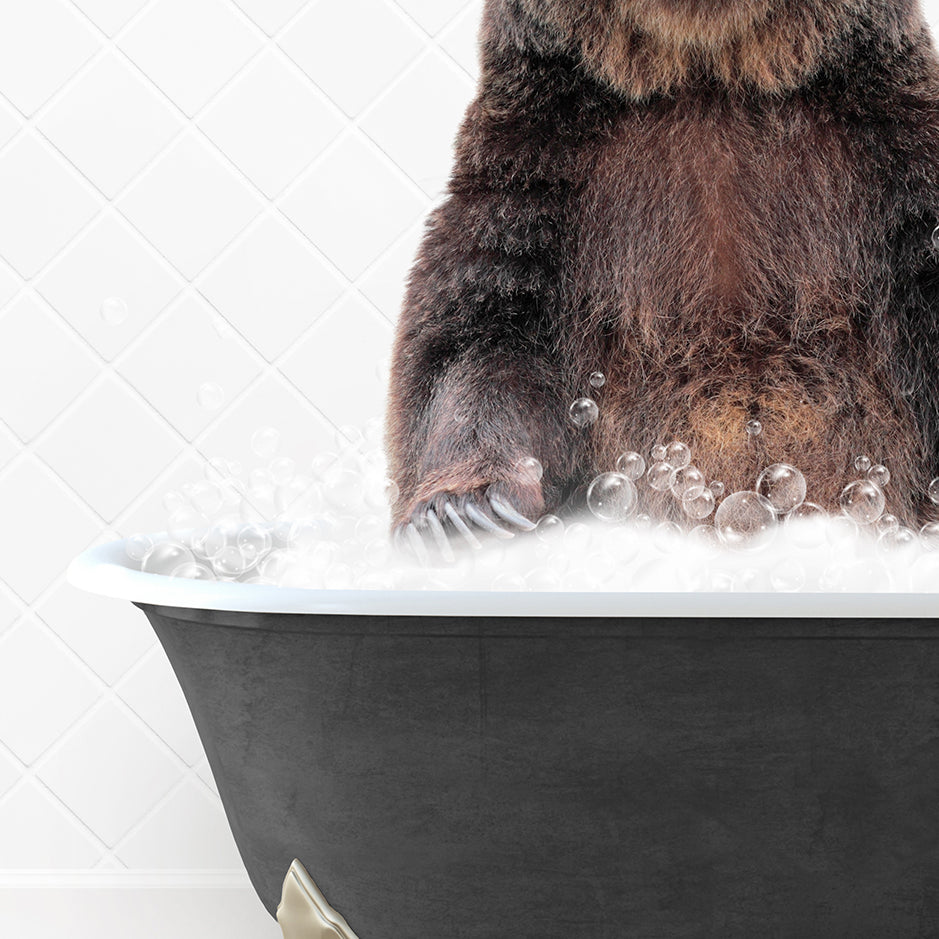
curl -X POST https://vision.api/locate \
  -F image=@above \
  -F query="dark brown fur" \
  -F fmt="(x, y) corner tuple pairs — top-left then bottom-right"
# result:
(386, 0), (939, 529)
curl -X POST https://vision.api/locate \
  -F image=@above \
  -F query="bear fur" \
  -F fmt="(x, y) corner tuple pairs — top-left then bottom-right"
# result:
(386, 0), (939, 537)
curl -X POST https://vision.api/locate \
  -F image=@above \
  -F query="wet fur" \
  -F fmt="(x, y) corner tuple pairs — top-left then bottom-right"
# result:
(386, 0), (939, 528)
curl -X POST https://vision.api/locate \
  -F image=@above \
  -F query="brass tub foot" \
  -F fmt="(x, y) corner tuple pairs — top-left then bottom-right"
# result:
(276, 859), (360, 939)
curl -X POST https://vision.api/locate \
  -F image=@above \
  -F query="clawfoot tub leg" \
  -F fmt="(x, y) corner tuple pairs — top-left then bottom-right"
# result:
(276, 860), (360, 939)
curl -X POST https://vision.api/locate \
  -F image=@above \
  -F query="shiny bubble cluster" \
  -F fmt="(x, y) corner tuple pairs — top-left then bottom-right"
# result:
(124, 422), (939, 595)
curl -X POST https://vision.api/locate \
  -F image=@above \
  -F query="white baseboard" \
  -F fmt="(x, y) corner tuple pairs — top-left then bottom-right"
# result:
(0, 874), (282, 939)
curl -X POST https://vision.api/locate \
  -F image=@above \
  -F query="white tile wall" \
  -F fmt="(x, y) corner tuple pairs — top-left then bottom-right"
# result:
(3, 0), (939, 932)
(0, 0), (483, 909)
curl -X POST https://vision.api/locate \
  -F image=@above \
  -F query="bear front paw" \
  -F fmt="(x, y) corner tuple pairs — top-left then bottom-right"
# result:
(395, 480), (543, 564)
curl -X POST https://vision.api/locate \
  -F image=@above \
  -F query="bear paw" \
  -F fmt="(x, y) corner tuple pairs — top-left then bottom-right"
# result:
(395, 481), (542, 564)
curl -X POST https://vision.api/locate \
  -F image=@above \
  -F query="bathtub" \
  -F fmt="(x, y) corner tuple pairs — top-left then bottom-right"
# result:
(69, 538), (939, 938)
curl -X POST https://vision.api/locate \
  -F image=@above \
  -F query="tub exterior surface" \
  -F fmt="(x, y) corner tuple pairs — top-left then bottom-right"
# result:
(141, 606), (939, 938)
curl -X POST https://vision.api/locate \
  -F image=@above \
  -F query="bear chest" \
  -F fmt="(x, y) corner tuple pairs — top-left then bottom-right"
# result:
(574, 97), (881, 342)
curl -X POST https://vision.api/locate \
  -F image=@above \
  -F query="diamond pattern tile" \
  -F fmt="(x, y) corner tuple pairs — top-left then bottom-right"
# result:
(280, 0), (424, 117)
(438, 0), (484, 78)
(118, 295), (262, 439)
(117, 454), (210, 537)
(37, 701), (181, 847)
(0, 261), (22, 310)
(71, 0), (150, 37)
(234, 0), (309, 35)
(0, 0), (488, 878)
(0, 456), (100, 602)
(358, 222), (423, 323)
(38, 52), (182, 198)
(0, 617), (100, 763)
(200, 51), (343, 198)
(37, 582), (155, 685)
(0, 747), (19, 800)
(116, 648), (205, 765)
(361, 50), (473, 196)
(0, 0), (100, 116)
(0, 295), (99, 441)
(395, 0), (473, 36)
(0, 97), (22, 150)
(281, 133), (427, 279)
(197, 372), (335, 468)
(116, 779), (244, 869)
(36, 212), (182, 362)
(37, 376), (182, 521)
(280, 294), (393, 427)
(0, 781), (102, 868)
(0, 587), (22, 637)
(118, 131), (264, 278)
(199, 214), (344, 359)
(0, 133), (99, 278)
(119, 0), (262, 117)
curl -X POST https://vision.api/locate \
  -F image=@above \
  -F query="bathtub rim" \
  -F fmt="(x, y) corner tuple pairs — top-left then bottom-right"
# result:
(68, 537), (939, 618)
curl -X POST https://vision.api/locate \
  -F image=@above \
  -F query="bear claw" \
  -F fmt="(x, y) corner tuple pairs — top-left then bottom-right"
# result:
(395, 485), (539, 564)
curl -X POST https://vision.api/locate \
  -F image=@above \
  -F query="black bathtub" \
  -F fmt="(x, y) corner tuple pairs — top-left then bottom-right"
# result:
(70, 540), (939, 938)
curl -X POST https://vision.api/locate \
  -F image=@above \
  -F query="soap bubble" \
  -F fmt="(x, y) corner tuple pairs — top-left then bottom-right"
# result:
(868, 464), (890, 487)
(878, 527), (917, 553)
(771, 559), (807, 592)
(236, 523), (272, 561)
(665, 441), (691, 470)
(569, 398), (599, 427)
(269, 457), (297, 487)
(921, 521), (939, 550)
(876, 514), (899, 536)
(787, 501), (827, 524)
(188, 481), (224, 517)
(213, 546), (257, 577)
(671, 464), (706, 500)
(709, 481), (725, 498)
(168, 506), (208, 544)
(142, 542), (194, 575)
(100, 297), (128, 325)
(746, 419), (763, 437)
(647, 462), (677, 492)
(535, 514), (565, 541)
(651, 444), (668, 463)
(688, 524), (721, 550)
(756, 463), (806, 514)
(855, 455), (872, 473)
(204, 458), (235, 486)
(587, 473), (637, 522)
(171, 561), (215, 581)
(163, 490), (186, 514)
(125, 533), (154, 562)
(589, 371), (606, 389)
(197, 382), (225, 411)
(251, 427), (281, 459)
(930, 478), (939, 504)
(653, 521), (683, 552)
(564, 522), (592, 552)
(682, 487), (716, 520)
(515, 456), (544, 483)
(198, 519), (240, 559)
(714, 491), (777, 549)
(826, 514), (859, 548)
(615, 451), (646, 480)
(785, 502), (827, 548)
(840, 479), (886, 525)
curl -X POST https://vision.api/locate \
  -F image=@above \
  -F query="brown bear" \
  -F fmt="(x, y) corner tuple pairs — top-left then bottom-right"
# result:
(385, 0), (939, 548)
